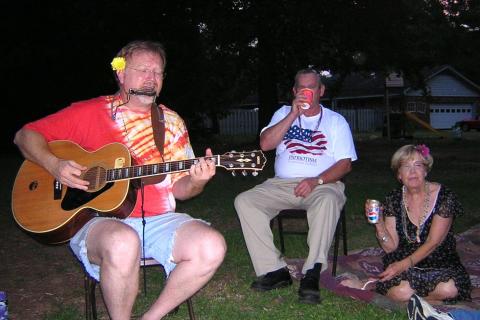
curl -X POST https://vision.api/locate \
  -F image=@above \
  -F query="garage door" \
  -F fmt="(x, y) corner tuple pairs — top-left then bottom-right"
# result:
(430, 104), (473, 129)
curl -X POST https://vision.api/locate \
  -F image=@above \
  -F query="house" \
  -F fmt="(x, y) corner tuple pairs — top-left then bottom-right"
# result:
(199, 65), (480, 136)
(326, 65), (480, 131)
(405, 65), (480, 129)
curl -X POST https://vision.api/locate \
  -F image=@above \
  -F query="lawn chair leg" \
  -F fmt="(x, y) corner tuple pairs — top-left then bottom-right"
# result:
(332, 216), (341, 277)
(341, 208), (348, 255)
(84, 275), (97, 320)
(277, 216), (286, 254)
(187, 298), (196, 320)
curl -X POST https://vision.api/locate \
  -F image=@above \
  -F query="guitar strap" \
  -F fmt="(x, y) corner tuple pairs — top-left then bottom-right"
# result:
(141, 103), (166, 185)
(151, 103), (165, 158)
(141, 103), (166, 289)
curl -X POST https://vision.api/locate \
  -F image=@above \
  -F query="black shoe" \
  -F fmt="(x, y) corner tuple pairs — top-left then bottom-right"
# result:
(298, 274), (320, 304)
(251, 267), (292, 291)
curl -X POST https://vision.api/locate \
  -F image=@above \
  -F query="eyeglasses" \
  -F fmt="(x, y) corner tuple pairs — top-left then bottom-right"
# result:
(127, 67), (166, 79)
(400, 161), (425, 172)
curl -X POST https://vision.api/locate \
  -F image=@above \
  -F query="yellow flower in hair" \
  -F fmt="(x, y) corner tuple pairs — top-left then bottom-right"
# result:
(111, 57), (126, 71)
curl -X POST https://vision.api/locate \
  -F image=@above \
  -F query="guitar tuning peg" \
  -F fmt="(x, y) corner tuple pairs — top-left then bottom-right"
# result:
(231, 171), (236, 177)
(252, 171), (258, 177)
(242, 170), (247, 176)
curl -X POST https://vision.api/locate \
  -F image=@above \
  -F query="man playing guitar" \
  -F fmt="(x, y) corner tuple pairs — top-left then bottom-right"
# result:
(13, 40), (227, 320)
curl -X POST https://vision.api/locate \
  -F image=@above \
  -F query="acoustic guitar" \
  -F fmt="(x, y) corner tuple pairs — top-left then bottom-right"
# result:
(11, 140), (266, 244)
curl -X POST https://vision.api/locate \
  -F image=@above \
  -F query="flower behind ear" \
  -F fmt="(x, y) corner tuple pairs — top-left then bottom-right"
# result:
(111, 57), (126, 71)
(415, 144), (430, 158)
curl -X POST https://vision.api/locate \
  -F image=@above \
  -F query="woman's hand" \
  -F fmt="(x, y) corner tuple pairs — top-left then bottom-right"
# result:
(378, 259), (410, 282)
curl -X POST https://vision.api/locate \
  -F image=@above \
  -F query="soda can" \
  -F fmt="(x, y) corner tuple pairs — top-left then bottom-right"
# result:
(366, 199), (381, 224)
(0, 291), (7, 320)
(299, 88), (314, 109)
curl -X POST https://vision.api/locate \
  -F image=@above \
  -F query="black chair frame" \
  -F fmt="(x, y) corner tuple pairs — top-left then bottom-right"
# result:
(273, 205), (348, 276)
(84, 257), (196, 320)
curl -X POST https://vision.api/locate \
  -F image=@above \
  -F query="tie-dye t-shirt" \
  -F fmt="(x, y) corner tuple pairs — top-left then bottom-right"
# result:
(24, 95), (194, 217)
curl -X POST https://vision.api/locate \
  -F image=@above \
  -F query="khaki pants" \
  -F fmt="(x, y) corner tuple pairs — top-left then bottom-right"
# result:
(234, 177), (346, 276)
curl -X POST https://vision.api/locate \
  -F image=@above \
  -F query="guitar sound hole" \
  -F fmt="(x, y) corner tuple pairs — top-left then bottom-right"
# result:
(83, 166), (107, 190)
(29, 181), (38, 191)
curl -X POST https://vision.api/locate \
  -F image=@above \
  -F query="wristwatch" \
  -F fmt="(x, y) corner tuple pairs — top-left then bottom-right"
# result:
(317, 177), (324, 185)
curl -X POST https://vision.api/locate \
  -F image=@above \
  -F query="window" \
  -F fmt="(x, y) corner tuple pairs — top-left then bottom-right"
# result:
(407, 102), (427, 113)
(417, 102), (426, 113)
(407, 102), (416, 112)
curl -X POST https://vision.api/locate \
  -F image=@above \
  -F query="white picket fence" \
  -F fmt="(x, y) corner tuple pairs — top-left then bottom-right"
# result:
(215, 107), (383, 135)
(218, 108), (259, 135)
(336, 108), (384, 132)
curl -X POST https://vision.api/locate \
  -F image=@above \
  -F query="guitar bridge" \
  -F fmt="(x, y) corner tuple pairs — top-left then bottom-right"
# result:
(53, 179), (62, 200)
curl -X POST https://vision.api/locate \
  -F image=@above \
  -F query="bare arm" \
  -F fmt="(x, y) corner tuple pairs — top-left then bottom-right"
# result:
(14, 128), (88, 190)
(374, 216), (399, 253)
(378, 215), (452, 282)
(172, 148), (216, 200)
(409, 215), (452, 263)
(259, 94), (312, 151)
(317, 158), (352, 184)
(259, 112), (298, 151)
(293, 158), (352, 197)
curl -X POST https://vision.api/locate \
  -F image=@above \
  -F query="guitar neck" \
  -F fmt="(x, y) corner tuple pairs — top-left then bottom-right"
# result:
(106, 156), (220, 182)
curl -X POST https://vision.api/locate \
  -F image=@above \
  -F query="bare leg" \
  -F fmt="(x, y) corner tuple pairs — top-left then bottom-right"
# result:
(87, 220), (141, 320)
(340, 278), (364, 289)
(338, 272), (362, 289)
(425, 279), (458, 304)
(141, 221), (226, 320)
(386, 280), (415, 302)
(339, 275), (378, 290)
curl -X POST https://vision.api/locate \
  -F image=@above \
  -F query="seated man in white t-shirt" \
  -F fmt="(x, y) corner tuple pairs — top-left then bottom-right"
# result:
(234, 68), (357, 304)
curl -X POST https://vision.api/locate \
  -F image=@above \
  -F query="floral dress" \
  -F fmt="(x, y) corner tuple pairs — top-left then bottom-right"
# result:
(376, 185), (471, 302)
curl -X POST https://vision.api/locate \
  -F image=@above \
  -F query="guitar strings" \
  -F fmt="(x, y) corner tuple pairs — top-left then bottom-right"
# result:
(105, 152), (262, 181)
(106, 157), (218, 181)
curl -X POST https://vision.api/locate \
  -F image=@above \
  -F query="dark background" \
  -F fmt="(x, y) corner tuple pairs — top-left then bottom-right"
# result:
(3, 0), (480, 152)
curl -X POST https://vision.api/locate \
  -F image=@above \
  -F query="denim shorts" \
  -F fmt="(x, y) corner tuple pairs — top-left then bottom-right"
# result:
(69, 212), (209, 282)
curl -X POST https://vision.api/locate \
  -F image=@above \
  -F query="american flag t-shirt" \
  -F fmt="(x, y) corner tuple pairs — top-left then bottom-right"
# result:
(283, 125), (327, 155)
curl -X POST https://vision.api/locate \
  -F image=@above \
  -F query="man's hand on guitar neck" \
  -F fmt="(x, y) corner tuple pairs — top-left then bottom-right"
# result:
(173, 148), (216, 200)
(189, 148), (216, 188)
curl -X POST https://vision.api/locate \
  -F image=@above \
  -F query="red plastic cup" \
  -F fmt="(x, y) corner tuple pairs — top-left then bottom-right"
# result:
(299, 88), (314, 109)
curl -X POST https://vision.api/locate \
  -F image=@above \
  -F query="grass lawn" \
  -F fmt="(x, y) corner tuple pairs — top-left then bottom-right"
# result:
(1, 130), (479, 319)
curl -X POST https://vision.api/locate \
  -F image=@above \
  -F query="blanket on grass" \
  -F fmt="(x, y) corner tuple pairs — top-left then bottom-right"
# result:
(286, 224), (480, 312)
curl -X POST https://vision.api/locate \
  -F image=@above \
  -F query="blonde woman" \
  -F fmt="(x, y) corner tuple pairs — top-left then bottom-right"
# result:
(373, 144), (471, 304)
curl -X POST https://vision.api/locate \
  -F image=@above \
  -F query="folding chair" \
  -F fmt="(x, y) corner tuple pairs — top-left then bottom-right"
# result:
(84, 257), (196, 320)
(273, 204), (348, 276)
